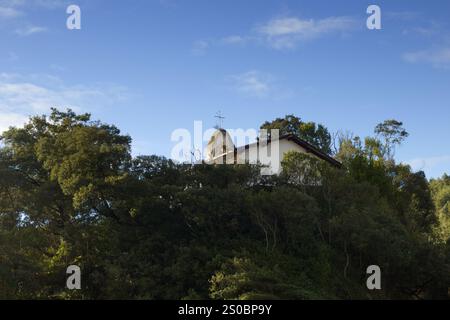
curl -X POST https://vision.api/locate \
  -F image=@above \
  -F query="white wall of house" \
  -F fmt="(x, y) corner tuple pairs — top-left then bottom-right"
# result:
(211, 138), (308, 175)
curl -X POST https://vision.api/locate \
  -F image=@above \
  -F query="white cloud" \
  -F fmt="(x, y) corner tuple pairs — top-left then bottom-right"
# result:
(31, 0), (68, 9)
(220, 35), (247, 45)
(228, 71), (273, 98)
(403, 47), (450, 69)
(191, 36), (249, 55)
(0, 73), (130, 133)
(385, 11), (419, 21)
(0, 0), (25, 5)
(0, 112), (27, 133)
(0, 0), (66, 34)
(401, 20), (445, 38)
(0, 0), (66, 9)
(406, 155), (450, 173)
(412, 25), (440, 37)
(50, 64), (67, 72)
(191, 40), (209, 56)
(15, 25), (47, 36)
(0, 6), (20, 18)
(194, 15), (357, 53)
(257, 16), (356, 49)
(158, 0), (178, 9)
(227, 70), (295, 100)
(259, 17), (313, 37)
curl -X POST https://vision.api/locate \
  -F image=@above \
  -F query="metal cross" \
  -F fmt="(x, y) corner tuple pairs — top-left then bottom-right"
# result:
(214, 110), (225, 129)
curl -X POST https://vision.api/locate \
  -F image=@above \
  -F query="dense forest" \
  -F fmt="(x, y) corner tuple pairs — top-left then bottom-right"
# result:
(0, 110), (449, 299)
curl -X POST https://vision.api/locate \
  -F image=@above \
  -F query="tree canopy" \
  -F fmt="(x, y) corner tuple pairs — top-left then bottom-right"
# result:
(0, 110), (449, 300)
(261, 114), (332, 155)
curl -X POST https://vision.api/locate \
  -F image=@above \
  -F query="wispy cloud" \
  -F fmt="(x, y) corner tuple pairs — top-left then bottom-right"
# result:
(193, 15), (357, 53)
(227, 71), (272, 98)
(15, 25), (47, 36)
(0, 5), (21, 18)
(220, 35), (247, 45)
(403, 47), (450, 69)
(401, 20), (444, 38)
(158, 0), (178, 9)
(191, 36), (249, 55)
(0, 73), (130, 133)
(226, 70), (296, 100)
(0, 0), (66, 34)
(50, 64), (67, 72)
(31, 0), (68, 9)
(385, 11), (420, 21)
(256, 16), (356, 49)
(0, 112), (28, 134)
(191, 40), (209, 56)
(0, 0), (68, 9)
(407, 155), (450, 174)
(400, 14), (450, 70)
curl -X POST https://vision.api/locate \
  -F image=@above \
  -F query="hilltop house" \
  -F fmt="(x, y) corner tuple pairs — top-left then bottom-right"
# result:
(205, 128), (341, 175)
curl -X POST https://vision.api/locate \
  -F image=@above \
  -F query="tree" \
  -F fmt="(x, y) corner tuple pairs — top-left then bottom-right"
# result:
(430, 175), (450, 241)
(209, 253), (324, 300)
(0, 108), (133, 299)
(261, 115), (332, 155)
(1, 109), (448, 300)
(374, 120), (409, 160)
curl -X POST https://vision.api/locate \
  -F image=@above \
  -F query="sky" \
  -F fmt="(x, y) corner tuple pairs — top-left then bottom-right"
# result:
(1, 0), (450, 178)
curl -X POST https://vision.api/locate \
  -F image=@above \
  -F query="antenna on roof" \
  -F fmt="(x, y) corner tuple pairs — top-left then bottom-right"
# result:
(214, 110), (225, 129)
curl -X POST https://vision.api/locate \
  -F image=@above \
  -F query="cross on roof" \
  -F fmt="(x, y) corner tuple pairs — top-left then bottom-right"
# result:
(214, 110), (225, 129)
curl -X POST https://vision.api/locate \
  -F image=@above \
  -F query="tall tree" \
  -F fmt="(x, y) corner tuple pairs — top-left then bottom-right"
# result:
(374, 119), (409, 160)
(261, 114), (332, 155)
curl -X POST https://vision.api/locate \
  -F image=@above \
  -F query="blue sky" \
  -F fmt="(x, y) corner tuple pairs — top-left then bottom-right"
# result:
(1, 0), (450, 178)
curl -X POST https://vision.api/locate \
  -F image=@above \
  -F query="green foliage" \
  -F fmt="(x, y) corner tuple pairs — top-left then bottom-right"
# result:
(374, 119), (409, 160)
(430, 175), (450, 242)
(0, 110), (448, 300)
(209, 253), (325, 300)
(261, 114), (332, 155)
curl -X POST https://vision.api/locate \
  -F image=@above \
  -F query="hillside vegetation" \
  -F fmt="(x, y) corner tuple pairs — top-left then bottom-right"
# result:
(0, 110), (449, 299)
